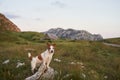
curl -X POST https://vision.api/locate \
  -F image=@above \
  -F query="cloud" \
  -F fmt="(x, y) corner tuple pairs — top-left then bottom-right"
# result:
(51, 1), (66, 8)
(4, 12), (21, 19)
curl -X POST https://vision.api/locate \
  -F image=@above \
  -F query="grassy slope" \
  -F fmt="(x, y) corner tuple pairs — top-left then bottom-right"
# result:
(0, 31), (45, 43)
(103, 37), (120, 45)
(0, 32), (120, 80)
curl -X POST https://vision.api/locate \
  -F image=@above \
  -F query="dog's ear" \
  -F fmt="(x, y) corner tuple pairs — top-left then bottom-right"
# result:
(47, 42), (50, 47)
(52, 43), (56, 47)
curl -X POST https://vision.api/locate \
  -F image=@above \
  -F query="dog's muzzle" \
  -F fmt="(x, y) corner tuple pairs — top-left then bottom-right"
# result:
(50, 50), (54, 53)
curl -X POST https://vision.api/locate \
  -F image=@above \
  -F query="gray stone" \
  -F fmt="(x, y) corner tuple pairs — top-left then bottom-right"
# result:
(45, 28), (103, 41)
(25, 64), (57, 80)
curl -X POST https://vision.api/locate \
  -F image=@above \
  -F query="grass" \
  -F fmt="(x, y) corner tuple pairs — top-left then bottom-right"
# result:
(103, 37), (120, 45)
(0, 32), (120, 80)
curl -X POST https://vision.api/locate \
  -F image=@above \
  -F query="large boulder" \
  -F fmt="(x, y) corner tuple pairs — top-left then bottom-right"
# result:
(25, 64), (57, 80)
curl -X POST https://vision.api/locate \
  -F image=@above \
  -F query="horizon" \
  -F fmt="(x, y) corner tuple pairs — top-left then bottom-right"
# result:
(1, 0), (120, 38)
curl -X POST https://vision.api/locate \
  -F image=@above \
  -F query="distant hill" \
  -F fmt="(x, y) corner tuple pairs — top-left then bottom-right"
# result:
(0, 31), (44, 43)
(104, 37), (120, 45)
(0, 13), (21, 32)
(45, 28), (103, 41)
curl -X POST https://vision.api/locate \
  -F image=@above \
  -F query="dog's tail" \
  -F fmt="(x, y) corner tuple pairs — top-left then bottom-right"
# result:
(28, 52), (32, 60)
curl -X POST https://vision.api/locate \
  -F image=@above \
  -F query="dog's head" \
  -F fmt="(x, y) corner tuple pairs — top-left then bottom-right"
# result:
(47, 43), (56, 53)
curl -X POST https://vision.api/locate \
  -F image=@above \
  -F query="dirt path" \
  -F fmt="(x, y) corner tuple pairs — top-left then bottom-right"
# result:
(103, 42), (120, 47)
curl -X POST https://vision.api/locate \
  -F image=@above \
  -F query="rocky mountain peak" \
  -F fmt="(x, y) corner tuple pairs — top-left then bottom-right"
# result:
(46, 28), (103, 41)
(0, 13), (21, 32)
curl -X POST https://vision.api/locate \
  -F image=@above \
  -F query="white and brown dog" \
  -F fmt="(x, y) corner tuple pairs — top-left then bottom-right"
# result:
(28, 43), (56, 73)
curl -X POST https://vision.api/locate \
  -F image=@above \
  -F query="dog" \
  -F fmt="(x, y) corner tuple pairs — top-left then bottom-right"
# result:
(28, 43), (56, 73)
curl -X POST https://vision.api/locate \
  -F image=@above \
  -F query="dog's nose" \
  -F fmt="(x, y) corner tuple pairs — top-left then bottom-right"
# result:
(50, 50), (54, 53)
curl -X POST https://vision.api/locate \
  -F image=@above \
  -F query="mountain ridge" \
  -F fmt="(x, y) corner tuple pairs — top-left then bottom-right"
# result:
(45, 28), (103, 41)
(0, 13), (21, 32)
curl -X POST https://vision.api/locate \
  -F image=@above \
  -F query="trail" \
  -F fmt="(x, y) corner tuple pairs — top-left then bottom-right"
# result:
(103, 42), (120, 47)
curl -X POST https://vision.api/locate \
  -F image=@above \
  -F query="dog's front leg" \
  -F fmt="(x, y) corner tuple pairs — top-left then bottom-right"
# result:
(43, 61), (48, 73)
(43, 61), (46, 66)
(31, 62), (36, 74)
(46, 57), (52, 69)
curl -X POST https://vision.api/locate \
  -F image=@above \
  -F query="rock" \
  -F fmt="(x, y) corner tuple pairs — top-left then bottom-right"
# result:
(45, 28), (103, 41)
(40, 67), (55, 80)
(63, 74), (72, 79)
(70, 62), (76, 65)
(44, 33), (58, 40)
(76, 62), (83, 65)
(81, 73), (86, 78)
(54, 58), (61, 62)
(2, 59), (10, 64)
(16, 62), (25, 68)
(104, 75), (108, 79)
(25, 64), (57, 80)
(93, 34), (103, 41)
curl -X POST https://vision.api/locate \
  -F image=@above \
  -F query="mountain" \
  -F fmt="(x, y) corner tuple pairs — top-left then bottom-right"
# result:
(45, 28), (103, 41)
(0, 13), (21, 32)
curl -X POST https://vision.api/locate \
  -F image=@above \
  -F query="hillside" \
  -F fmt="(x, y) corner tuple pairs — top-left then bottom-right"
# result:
(0, 13), (21, 32)
(45, 28), (103, 41)
(104, 37), (120, 45)
(0, 32), (120, 80)
(0, 31), (44, 43)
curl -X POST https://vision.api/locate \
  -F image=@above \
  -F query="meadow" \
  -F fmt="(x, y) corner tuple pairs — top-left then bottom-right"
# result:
(0, 31), (120, 80)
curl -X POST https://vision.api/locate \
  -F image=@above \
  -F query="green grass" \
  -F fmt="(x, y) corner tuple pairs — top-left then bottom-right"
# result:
(103, 37), (120, 45)
(0, 32), (120, 80)
(0, 31), (46, 44)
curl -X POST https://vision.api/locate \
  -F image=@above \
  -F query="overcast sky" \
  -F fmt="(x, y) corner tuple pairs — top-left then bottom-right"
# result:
(1, 0), (120, 38)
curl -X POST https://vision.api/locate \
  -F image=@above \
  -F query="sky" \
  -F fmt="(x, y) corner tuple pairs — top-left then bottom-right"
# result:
(0, 0), (120, 38)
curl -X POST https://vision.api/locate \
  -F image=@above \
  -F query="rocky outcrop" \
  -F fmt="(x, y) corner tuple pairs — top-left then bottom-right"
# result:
(44, 33), (58, 40)
(0, 13), (21, 32)
(25, 64), (57, 80)
(45, 28), (103, 41)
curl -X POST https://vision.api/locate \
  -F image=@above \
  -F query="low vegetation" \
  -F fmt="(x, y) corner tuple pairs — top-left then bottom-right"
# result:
(0, 32), (120, 80)
(103, 37), (120, 45)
